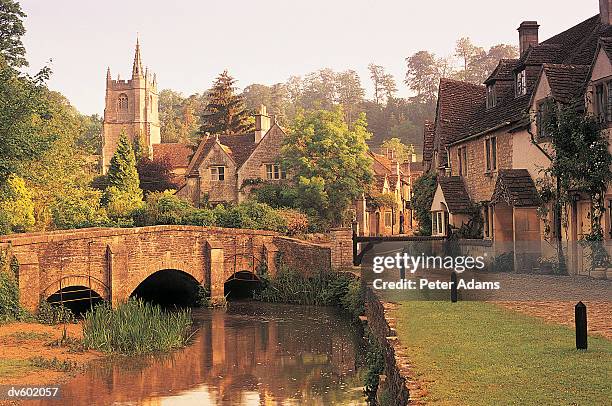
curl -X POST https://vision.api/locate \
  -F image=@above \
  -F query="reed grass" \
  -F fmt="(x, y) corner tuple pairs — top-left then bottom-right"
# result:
(82, 298), (193, 355)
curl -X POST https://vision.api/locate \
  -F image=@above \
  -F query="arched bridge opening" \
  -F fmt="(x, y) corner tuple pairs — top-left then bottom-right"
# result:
(224, 271), (261, 300)
(131, 269), (202, 308)
(47, 286), (104, 316)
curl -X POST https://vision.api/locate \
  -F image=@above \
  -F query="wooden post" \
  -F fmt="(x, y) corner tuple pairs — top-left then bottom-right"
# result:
(575, 301), (587, 350)
(450, 271), (458, 303)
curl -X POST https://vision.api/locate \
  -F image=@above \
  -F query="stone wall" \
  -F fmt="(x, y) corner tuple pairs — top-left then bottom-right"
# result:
(272, 236), (332, 275)
(448, 128), (513, 202)
(364, 287), (410, 406)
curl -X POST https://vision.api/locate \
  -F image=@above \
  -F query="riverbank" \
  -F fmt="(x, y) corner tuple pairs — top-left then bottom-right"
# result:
(0, 322), (102, 387)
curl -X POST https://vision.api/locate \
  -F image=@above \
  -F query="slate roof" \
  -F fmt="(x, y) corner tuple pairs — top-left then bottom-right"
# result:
(541, 64), (590, 103)
(152, 143), (193, 168)
(438, 176), (473, 214)
(491, 169), (540, 207)
(218, 133), (257, 166)
(484, 59), (520, 84)
(434, 79), (486, 161)
(440, 14), (612, 146)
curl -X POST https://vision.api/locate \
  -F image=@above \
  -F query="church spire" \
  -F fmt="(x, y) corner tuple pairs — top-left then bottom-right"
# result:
(132, 36), (143, 78)
(106, 67), (111, 81)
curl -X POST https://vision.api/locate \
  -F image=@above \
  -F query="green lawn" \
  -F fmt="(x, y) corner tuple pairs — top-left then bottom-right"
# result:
(393, 301), (612, 406)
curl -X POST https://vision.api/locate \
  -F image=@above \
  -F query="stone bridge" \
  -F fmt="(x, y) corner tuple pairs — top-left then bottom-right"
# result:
(0, 225), (353, 311)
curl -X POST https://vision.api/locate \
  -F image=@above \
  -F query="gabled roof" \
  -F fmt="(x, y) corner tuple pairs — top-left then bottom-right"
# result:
(491, 169), (540, 207)
(438, 176), (473, 214)
(434, 79), (486, 160)
(540, 64), (590, 104)
(218, 133), (257, 166)
(599, 37), (612, 60)
(447, 14), (612, 145)
(152, 143), (193, 168)
(484, 59), (520, 84)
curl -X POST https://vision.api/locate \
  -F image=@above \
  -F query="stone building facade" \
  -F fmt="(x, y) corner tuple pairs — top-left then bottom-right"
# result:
(101, 39), (160, 173)
(176, 106), (288, 205)
(424, 0), (612, 274)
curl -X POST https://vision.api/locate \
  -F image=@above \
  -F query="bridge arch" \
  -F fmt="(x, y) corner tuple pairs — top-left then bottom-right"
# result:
(224, 271), (261, 300)
(130, 269), (203, 307)
(42, 275), (109, 315)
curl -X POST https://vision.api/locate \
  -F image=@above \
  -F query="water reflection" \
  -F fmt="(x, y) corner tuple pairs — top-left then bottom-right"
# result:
(35, 302), (366, 406)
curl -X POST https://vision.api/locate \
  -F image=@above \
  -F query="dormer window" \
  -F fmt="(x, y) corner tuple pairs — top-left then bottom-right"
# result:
(515, 70), (527, 96)
(486, 85), (496, 108)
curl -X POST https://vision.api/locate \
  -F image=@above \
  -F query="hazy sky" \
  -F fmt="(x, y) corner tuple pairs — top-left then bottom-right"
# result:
(21, 0), (598, 115)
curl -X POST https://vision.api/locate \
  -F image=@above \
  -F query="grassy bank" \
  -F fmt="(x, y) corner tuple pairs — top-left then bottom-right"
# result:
(394, 301), (612, 405)
(82, 298), (193, 355)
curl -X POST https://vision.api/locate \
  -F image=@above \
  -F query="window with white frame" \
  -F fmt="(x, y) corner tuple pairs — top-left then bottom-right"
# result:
(515, 70), (527, 96)
(432, 211), (446, 236)
(486, 85), (496, 108)
(485, 136), (497, 172)
(210, 166), (225, 181)
(265, 163), (286, 180)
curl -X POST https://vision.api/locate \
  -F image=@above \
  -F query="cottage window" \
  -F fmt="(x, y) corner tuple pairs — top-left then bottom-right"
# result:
(431, 211), (446, 236)
(595, 83), (606, 123)
(118, 93), (128, 110)
(457, 146), (468, 176)
(265, 163), (286, 180)
(483, 204), (494, 239)
(536, 99), (552, 140)
(486, 85), (496, 108)
(384, 211), (393, 228)
(485, 136), (497, 172)
(210, 166), (225, 181)
(515, 70), (527, 96)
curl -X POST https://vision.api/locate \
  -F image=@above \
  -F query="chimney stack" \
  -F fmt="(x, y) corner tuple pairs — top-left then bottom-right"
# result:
(254, 104), (271, 143)
(601, 0), (612, 25)
(518, 21), (539, 56)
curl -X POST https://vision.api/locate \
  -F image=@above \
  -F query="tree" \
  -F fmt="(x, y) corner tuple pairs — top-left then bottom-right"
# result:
(404, 51), (444, 104)
(454, 37), (485, 83)
(282, 107), (373, 226)
(411, 172), (437, 235)
(335, 70), (365, 124)
(199, 70), (253, 135)
(137, 157), (178, 195)
(104, 132), (143, 218)
(0, 0), (27, 69)
(381, 137), (415, 162)
(132, 131), (148, 163)
(23, 91), (97, 228)
(0, 174), (34, 232)
(0, 57), (52, 184)
(454, 40), (518, 84)
(368, 63), (395, 105)
(301, 68), (337, 110)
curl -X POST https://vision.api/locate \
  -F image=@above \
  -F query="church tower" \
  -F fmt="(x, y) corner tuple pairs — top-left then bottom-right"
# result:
(101, 38), (160, 173)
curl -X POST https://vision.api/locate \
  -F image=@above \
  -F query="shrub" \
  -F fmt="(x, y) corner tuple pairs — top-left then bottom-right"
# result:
(255, 269), (356, 306)
(276, 209), (309, 235)
(252, 182), (298, 208)
(36, 300), (76, 325)
(51, 188), (109, 229)
(0, 175), (35, 233)
(412, 172), (437, 235)
(82, 298), (193, 355)
(182, 208), (217, 226)
(0, 252), (21, 322)
(104, 186), (144, 220)
(214, 201), (287, 232)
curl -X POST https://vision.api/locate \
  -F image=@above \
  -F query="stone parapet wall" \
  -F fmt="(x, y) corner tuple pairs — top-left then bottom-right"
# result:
(364, 287), (410, 406)
(272, 236), (332, 275)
